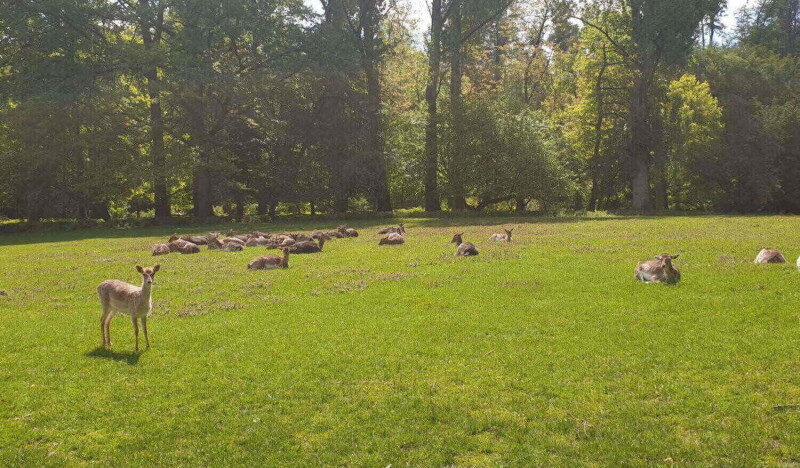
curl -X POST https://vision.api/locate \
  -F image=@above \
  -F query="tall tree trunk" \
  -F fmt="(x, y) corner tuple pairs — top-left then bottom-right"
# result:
(629, 71), (652, 210)
(652, 111), (668, 210)
(448, 0), (467, 211)
(189, 85), (213, 219)
(361, 3), (392, 212)
(423, 0), (443, 211)
(589, 44), (608, 212)
(140, 0), (170, 218)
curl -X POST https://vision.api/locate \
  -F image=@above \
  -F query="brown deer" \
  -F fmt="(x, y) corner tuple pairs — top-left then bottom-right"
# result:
(180, 234), (208, 245)
(490, 228), (514, 242)
(338, 225), (359, 237)
(97, 265), (161, 351)
(754, 248), (786, 264)
(378, 223), (405, 235)
(635, 254), (681, 284)
(288, 235), (328, 253)
(379, 232), (405, 245)
(169, 238), (199, 254)
(451, 233), (479, 256)
(248, 248), (290, 270)
(151, 243), (170, 256)
(226, 230), (250, 242)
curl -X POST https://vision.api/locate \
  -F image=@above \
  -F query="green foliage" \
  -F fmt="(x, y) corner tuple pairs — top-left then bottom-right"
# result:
(661, 74), (724, 209)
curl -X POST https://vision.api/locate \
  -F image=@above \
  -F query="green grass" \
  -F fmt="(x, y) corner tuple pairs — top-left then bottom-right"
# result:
(2, 215), (800, 467)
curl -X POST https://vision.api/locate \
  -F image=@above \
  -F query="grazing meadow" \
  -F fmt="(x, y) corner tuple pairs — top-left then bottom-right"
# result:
(1, 215), (800, 467)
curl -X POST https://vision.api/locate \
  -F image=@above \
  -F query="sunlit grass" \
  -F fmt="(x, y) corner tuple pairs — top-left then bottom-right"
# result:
(1, 215), (800, 467)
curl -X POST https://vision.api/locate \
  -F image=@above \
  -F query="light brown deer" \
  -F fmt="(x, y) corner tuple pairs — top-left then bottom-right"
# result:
(151, 243), (170, 256)
(97, 265), (161, 351)
(754, 248), (786, 264)
(451, 233), (479, 256)
(379, 232), (405, 245)
(635, 254), (681, 284)
(378, 223), (405, 235)
(248, 248), (290, 270)
(338, 225), (359, 237)
(288, 235), (328, 253)
(490, 228), (514, 242)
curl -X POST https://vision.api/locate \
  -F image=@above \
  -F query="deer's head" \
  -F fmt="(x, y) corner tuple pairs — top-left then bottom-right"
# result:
(655, 254), (680, 270)
(451, 233), (464, 244)
(136, 264), (161, 285)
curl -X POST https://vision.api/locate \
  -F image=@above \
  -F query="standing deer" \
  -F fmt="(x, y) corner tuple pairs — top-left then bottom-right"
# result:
(248, 248), (290, 270)
(97, 265), (161, 352)
(754, 248), (786, 264)
(451, 233), (479, 256)
(490, 228), (514, 242)
(634, 254), (681, 284)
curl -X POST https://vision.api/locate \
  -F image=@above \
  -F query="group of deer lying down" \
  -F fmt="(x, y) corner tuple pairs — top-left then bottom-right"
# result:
(98, 223), (798, 352)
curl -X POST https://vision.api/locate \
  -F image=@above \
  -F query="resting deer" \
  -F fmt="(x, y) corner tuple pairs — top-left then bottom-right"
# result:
(97, 265), (160, 352)
(378, 223), (405, 235)
(169, 239), (199, 254)
(451, 233), (479, 256)
(152, 243), (170, 256)
(755, 248), (786, 264)
(338, 225), (359, 238)
(248, 248), (290, 270)
(490, 228), (514, 242)
(635, 254), (681, 284)
(226, 230), (250, 242)
(180, 234), (208, 245)
(379, 232), (405, 245)
(289, 235), (328, 253)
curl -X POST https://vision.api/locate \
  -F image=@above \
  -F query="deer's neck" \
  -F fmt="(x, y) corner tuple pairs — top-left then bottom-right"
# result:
(140, 282), (153, 301)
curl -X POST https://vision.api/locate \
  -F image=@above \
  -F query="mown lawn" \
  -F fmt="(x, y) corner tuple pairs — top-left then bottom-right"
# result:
(1, 215), (800, 467)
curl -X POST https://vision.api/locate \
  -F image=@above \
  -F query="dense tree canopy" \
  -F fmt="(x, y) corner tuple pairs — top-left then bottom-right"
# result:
(1, 0), (798, 220)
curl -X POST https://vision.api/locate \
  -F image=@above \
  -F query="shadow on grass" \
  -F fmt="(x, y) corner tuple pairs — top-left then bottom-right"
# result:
(85, 347), (141, 365)
(0, 212), (791, 246)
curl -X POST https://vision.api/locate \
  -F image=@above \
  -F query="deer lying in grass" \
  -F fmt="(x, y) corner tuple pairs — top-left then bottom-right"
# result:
(635, 254), (681, 284)
(451, 233), (479, 256)
(248, 248), (290, 270)
(378, 223), (405, 235)
(379, 232), (405, 245)
(207, 235), (243, 251)
(338, 225), (359, 237)
(490, 228), (514, 242)
(755, 248), (786, 264)
(180, 234), (208, 245)
(288, 235), (328, 253)
(152, 243), (170, 256)
(168, 237), (200, 254)
(226, 230), (250, 242)
(97, 265), (160, 351)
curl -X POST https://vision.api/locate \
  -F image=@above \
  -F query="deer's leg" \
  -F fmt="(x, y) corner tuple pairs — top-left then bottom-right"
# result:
(103, 312), (114, 348)
(132, 315), (139, 352)
(100, 311), (109, 347)
(141, 316), (150, 349)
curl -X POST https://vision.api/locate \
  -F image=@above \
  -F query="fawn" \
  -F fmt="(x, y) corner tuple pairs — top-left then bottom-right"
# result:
(451, 233), (479, 256)
(490, 228), (514, 242)
(97, 265), (161, 352)
(635, 254), (681, 284)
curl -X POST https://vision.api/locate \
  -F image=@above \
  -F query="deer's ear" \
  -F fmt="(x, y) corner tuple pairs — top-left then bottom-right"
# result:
(136, 265), (144, 273)
(153, 264), (161, 272)
(672, 254), (680, 259)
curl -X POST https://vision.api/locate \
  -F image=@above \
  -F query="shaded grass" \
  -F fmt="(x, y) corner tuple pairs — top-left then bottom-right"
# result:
(1, 215), (800, 467)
